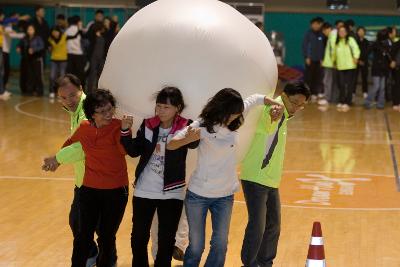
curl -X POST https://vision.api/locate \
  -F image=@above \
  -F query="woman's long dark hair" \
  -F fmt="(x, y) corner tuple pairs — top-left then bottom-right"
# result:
(336, 25), (350, 44)
(199, 88), (244, 133)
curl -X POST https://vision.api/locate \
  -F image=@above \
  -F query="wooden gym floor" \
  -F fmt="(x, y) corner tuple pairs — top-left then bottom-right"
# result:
(1, 84), (400, 266)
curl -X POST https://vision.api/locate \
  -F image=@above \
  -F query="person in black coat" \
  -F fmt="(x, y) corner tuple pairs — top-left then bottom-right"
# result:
(390, 40), (400, 110)
(355, 26), (370, 97)
(365, 29), (392, 109)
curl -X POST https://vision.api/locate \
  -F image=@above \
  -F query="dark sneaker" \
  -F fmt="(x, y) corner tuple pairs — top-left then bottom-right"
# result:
(172, 246), (184, 261)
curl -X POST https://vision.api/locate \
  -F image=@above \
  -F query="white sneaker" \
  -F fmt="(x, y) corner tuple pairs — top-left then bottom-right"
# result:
(342, 104), (350, 112)
(49, 92), (55, 99)
(363, 93), (368, 99)
(393, 105), (400, 111)
(336, 103), (343, 108)
(3, 91), (11, 97)
(311, 95), (318, 103)
(318, 99), (328, 105)
(0, 93), (10, 101)
(318, 93), (324, 98)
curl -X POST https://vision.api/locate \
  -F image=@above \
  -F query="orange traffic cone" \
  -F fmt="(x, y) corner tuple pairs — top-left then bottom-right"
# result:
(305, 222), (326, 267)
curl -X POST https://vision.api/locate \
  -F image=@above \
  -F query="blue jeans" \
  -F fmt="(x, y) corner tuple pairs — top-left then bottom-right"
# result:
(50, 61), (67, 93)
(183, 191), (233, 267)
(365, 76), (386, 109)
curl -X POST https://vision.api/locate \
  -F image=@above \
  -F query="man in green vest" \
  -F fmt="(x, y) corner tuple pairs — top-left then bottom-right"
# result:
(240, 82), (311, 267)
(43, 74), (115, 266)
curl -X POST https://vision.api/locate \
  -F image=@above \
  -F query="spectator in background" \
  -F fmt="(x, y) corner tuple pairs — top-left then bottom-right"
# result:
(345, 19), (356, 39)
(31, 5), (50, 64)
(66, 16), (86, 88)
(0, 11), (6, 101)
(87, 22), (106, 93)
(387, 26), (399, 44)
(302, 16), (325, 103)
(255, 21), (264, 32)
(390, 38), (400, 111)
(333, 25), (360, 112)
(365, 29), (391, 110)
(86, 9), (105, 35)
(2, 13), (26, 89)
(17, 24), (45, 97)
(48, 26), (67, 99)
(104, 16), (118, 54)
(55, 14), (67, 32)
(322, 21), (343, 104)
(356, 26), (370, 99)
(319, 22), (332, 105)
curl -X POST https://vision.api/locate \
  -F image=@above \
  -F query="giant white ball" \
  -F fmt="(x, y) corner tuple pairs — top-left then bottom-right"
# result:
(99, 0), (277, 162)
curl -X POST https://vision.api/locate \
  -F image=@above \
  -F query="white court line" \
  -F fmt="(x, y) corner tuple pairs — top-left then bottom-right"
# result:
(2, 172), (398, 211)
(235, 170), (400, 211)
(0, 176), (73, 181)
(287, 136), (399, 145)
(290, 127), (400, 135)
(233, 200), (400, 211)
(14, 98), (69, 124)
(282, 169), (394, 177)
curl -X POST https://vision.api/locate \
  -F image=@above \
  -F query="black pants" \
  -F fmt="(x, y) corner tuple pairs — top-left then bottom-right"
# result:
(87, 55), (105, 93)
(393, 68), (400, 106)
(19, 57), (29, 95)
(241, 180), (281, 267)
(71, 186), (128, 267)
(131, 196), (183, 267)
(3, 52), (10, 87)
(305, 61), (323, 96)
(27, 57), (44, 96)
(69, 187), (107, 263)
(67, 54), (86, 88)
(356, 64), (368, 94)
(338, 69), (356, 105)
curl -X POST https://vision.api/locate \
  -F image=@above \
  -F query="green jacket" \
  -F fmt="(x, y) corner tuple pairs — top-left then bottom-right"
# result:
(240, 98), (290, 188)
(56, 93), (86, 187)
(322, 31), (336, 68)
(333, 36), (360, 71)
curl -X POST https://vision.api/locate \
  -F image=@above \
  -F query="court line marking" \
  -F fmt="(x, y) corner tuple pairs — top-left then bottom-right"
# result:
(0, 176), (74, 181)
(1, 171), (398, 211)
(384, 113), (400, 191)
(14, 98), (69, 124)
(290, 127), (400, 135)
(287, 137), (400, 145)
(13, 99), (400, 143)
(238, 170), (399, 211)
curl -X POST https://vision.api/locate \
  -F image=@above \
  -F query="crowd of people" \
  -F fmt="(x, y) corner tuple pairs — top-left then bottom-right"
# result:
(302, 17), (400, 112)
(40, 71), (310, 267)
(0, 6), (120, 101)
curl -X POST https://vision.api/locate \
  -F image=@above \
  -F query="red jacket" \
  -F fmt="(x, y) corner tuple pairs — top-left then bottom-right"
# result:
(64, 119), (128, 189)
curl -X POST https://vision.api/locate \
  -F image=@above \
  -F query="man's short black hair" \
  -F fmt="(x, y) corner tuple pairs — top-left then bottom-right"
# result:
(311, 17), (324, 24)
(55, 74), (82, 91)
(345, 19), (355, 27)
(335, 20), (344, 26)
(95, 9), (104, 15)
(322, 22), (332, 30)
(283, 82), (311, 100)
(56, 14), (65, 20)
(35, 5), (44, 12)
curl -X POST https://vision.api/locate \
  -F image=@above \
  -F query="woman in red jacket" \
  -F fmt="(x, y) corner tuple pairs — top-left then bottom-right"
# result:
(43, 89), (128, 267)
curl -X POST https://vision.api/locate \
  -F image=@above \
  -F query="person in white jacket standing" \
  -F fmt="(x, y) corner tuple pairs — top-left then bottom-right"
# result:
(167, 89), (283, 267)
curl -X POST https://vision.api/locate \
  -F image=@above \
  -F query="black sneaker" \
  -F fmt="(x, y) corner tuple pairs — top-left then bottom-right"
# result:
(172, 246), (184, 261)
